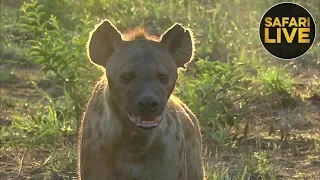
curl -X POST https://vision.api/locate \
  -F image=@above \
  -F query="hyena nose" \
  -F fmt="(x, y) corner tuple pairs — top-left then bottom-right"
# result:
(138, 97), (159, 114)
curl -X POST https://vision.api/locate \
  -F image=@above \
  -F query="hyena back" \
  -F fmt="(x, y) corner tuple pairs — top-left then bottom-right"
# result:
(78, 20), (204, 180)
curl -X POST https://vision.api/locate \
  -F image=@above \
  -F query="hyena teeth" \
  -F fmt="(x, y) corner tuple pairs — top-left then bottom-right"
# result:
(142, 121), (155, 124)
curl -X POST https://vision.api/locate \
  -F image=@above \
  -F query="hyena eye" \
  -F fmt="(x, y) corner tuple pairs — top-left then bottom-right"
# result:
(121, 73), (135, 84)
(158, 73), (168, 84)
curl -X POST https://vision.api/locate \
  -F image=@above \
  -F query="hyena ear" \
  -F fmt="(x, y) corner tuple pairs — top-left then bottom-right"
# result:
(87, 20), (122, 68)
(160, 23), (194, 68)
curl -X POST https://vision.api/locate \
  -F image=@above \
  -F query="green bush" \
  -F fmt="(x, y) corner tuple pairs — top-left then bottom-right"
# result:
(176, 58), (256, 141)
(18, 0), (98, 122)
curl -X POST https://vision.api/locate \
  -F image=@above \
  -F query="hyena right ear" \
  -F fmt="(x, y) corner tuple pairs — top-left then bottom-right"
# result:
(87, 20), (122, 68)
(160, 23), (195, 69)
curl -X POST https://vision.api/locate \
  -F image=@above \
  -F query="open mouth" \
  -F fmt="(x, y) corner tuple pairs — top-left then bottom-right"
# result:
(127, 111), (162, 130)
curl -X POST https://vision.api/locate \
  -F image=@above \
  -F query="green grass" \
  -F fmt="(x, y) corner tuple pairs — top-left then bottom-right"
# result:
(204, 148), (278, 180)
(0, 0), (319, 179)
(0, 69), (18, 84)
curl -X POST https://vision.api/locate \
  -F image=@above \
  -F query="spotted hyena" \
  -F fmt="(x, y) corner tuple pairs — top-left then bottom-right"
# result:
(78, 20), (204, 180)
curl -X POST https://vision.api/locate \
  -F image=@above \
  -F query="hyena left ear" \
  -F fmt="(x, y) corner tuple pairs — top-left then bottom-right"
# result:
(160, 23), (195, 68)
(87, 20), (122, 68)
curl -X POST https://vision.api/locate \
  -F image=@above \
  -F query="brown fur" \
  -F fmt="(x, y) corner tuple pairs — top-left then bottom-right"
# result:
(122, 27), (160, 41)
(78, 20), (204, 180)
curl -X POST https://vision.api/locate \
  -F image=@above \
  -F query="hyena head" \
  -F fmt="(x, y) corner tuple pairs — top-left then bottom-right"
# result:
(87, 20), (194, 130)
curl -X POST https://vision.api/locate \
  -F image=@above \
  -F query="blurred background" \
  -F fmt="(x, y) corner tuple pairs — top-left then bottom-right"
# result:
(0, 0), (319, 179)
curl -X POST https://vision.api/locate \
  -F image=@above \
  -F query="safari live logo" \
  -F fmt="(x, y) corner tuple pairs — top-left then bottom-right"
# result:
(259, 2), (316, 60)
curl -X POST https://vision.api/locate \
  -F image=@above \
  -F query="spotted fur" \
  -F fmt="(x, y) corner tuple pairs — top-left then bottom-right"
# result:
(78, 20), (204, 180)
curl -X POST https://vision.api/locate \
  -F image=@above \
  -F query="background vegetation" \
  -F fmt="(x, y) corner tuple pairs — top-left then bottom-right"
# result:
(0, 0), (319, 179)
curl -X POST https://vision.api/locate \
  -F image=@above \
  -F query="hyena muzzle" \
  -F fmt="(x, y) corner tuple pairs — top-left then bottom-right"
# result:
(78, 20), (204, 180)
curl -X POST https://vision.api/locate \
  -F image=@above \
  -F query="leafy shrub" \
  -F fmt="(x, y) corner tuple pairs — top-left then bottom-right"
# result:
(18, 0), (98, 122)
(176, 58), (256, 140)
